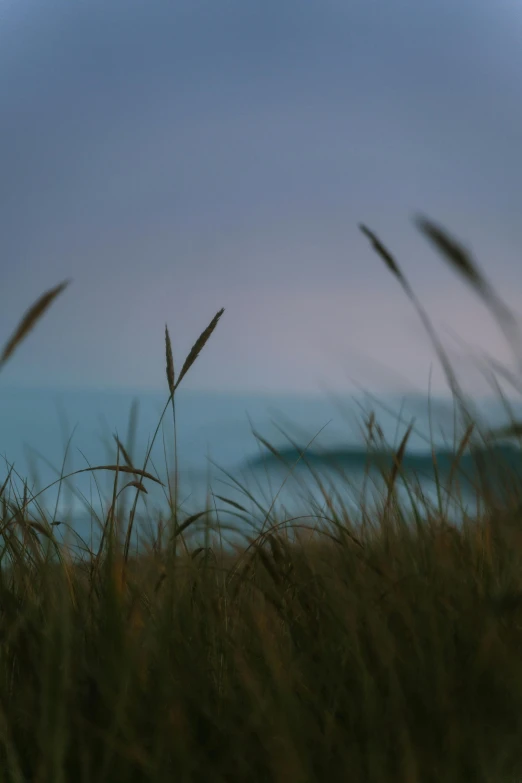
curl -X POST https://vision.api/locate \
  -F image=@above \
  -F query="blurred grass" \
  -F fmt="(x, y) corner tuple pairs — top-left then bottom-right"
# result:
(0, 218), (522, 781)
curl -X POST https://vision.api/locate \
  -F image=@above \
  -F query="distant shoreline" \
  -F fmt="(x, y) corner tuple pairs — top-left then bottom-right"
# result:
(243, 442), (522, 478)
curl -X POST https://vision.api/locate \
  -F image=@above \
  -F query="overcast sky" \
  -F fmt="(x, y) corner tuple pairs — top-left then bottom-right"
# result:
(2, 0), (522, 396)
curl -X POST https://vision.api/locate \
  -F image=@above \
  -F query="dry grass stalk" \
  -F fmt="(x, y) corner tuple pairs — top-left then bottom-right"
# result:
(174, 308), (225, 391)
(382, 421), (414, 518)
(165, 324), (175, 396)
(71, 464), (163, 484)
(0, 280), (70, 371)
(125, 480), (148, 493)
(113, 435), (141, 477)
(415, 215), (521, 370)
(359, 225), (405, 284)
(387, 422), (414, 492)
(359, 222), (470, 427)
(415, 216), (486, 291)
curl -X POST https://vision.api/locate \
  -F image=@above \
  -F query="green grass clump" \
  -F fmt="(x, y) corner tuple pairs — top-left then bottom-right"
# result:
(1, 218), (522, 781)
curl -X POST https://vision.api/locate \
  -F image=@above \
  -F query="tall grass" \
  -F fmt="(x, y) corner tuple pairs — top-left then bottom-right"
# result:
(0, 219), (521, 781)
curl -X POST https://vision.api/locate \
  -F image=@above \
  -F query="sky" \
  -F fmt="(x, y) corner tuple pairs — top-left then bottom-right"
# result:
(2, 0), (522, 397)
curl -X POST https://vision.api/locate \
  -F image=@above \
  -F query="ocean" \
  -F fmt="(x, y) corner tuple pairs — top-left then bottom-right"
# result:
(0, 385), (520, 553)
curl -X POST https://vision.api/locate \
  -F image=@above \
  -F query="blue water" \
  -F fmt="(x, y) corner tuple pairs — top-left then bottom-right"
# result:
(0, 385), (520, 553)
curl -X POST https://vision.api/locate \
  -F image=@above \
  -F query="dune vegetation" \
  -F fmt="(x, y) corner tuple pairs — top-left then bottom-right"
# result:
(1, 217), (522, 781)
